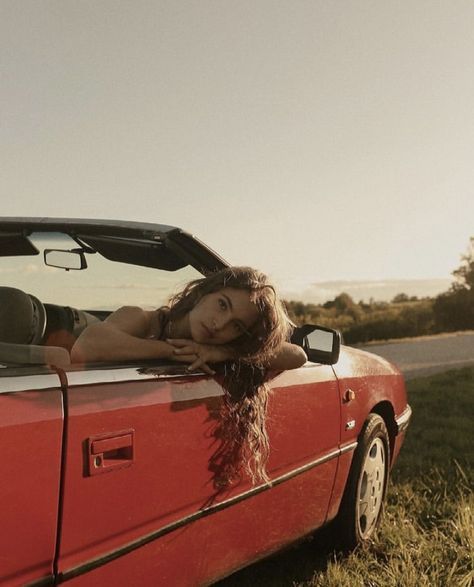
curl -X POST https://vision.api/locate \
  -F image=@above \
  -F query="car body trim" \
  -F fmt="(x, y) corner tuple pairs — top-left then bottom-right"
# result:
(52, 368), (68, 583)
(340, 441), (358, 455)
(64, 362), (338, 389)
(64, 366), (208, 387)
(57, 442), (357, 582)
(395, 404), (412, 433)
(0, 373), (62, 394)
(24, 575), (54, 587)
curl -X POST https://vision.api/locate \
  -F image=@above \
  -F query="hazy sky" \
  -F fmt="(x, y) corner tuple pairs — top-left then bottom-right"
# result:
(2, 1), (473, 295)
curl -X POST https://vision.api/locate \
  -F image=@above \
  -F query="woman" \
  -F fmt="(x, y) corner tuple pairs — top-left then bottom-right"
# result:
(72, 266), (307, 486)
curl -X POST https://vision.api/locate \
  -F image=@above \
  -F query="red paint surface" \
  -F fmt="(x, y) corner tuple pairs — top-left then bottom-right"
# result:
(65, 464), (337, 587)
(0, 386), (63, 586)
(56, 364), (341, 584)
(334, 347), (409, 445)
(0, 348), (409, 586)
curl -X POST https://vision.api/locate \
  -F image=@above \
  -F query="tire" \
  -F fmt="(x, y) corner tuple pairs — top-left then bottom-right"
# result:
(334, 413), (390, 549)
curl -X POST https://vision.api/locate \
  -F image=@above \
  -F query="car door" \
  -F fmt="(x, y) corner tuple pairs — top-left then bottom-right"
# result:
(197, 362), (341, 585)
(55, 359), (340, 586)
(0, 364), (63, 587)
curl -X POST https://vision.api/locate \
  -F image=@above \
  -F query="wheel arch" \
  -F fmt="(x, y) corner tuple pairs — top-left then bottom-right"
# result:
(370, 401), (397, 464)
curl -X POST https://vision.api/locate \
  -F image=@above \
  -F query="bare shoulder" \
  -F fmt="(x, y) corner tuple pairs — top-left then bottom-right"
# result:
(267, 342), (307, 370)
(104, 306), (155, 337)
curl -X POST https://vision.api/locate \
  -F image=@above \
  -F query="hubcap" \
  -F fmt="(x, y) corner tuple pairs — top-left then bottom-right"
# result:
(357, 437), (386, 538)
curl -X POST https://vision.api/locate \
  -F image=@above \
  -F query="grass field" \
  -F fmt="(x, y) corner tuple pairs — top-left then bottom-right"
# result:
(217, 367), (474, 587)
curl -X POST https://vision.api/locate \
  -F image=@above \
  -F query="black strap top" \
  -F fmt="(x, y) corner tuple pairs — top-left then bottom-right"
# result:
(149, 307), (171, 340)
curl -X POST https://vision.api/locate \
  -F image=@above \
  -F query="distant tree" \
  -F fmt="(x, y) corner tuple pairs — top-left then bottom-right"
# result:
(334, 292), (356, 312)
(433, 237), (474, 331)
(392, 293), (410, 303)
(323, 292), (352, 310)
(285, 300), (324, 326)
(289, 301), (306, 317)
(323, 292), (363, 322)
(392, 293), (421, 304)
(451, 236), (474, 291)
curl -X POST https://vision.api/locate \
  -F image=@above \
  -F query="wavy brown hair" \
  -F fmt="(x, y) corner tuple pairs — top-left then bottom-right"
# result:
(167, 266), (291, 486)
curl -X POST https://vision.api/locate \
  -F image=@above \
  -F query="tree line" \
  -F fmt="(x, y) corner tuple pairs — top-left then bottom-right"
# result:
(285, 237), (474, 344)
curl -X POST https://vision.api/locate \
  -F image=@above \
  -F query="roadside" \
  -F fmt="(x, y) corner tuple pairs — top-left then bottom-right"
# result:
(355, 330), (474, 379)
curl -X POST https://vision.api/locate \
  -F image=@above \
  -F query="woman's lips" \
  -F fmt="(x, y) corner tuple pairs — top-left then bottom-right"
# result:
(202, 323), (214, 338)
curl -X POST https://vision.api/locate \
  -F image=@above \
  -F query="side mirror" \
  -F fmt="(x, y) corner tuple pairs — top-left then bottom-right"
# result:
(291, 324), (341, 365)
(44, 249), (88, 271)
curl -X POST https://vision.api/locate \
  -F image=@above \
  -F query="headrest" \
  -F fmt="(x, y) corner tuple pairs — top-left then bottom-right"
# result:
(0, 287), (47, 345)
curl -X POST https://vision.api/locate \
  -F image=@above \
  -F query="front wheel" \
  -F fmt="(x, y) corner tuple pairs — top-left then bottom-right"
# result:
(335, 413), (390, 549)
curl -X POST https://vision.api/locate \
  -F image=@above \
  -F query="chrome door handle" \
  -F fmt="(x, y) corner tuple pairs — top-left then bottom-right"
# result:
(87, 429), (135, 476)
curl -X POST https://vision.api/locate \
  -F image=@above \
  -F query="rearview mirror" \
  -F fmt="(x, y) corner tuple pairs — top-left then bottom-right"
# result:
(291, 324), (341, 365)
(44, 249), (87, 271)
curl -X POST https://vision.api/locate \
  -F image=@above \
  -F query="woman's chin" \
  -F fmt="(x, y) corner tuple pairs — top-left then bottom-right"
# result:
(190, 329), (211, 344)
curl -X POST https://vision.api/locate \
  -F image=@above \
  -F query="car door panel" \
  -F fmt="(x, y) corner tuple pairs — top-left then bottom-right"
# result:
(63, 463), (336, 587)
(57, 362), (340, 585)
(0, 371), (63, 587)
(57, 370), (224, 575)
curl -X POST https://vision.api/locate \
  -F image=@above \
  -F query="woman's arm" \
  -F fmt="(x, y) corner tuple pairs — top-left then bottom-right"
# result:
(169, 339), (307, 372)
(266, 342), (307, 370)
(71, 306), (174, 364)
(72, 306), (307, 372)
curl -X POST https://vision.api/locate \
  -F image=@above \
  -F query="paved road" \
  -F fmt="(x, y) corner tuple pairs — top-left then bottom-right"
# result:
(357, 330), (474, 379)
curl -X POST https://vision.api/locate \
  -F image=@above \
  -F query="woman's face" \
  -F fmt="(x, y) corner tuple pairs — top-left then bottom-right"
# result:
(188, 287), (260, 345)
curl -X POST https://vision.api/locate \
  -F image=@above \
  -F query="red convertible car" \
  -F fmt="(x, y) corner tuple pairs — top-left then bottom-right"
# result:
(0, 218), (411, 587)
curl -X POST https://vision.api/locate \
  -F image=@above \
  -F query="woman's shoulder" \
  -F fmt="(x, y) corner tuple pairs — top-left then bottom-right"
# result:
(107, 305), (152, 323)
(94, 306), (153, 338)
(103, 305), (170, 339)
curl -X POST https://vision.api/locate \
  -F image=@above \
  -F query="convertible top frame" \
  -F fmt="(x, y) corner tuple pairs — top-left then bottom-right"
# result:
(0, 217), (229, 274)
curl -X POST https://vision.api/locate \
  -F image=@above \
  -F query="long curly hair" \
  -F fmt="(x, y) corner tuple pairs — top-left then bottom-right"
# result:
(167, 266), (291, 487)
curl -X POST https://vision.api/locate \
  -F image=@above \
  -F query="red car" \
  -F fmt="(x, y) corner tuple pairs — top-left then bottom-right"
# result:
(0, 218), (411, 587)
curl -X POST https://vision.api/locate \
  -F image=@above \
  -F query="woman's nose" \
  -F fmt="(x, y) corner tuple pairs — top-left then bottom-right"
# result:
(212, 317), (228, 331)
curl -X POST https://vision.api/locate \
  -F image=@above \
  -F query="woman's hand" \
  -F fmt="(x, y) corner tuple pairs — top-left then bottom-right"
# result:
(167, 338), (235, 375)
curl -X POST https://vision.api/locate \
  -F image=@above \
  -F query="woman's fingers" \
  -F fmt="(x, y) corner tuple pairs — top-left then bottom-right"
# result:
(167, 338), (193, 348)
(169, 349), (216, 375)
(188, 358), (215, 375)
(167, 339), (197, 356)
(167, 340), (219, 374)
(168, 340), (216, 363)
(171, 353), (197, 363)
(173, 346), (195, 355)
(176, 355), (215, 375)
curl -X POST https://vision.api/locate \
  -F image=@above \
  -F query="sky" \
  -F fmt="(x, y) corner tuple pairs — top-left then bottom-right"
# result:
(1, 1), (473, 301)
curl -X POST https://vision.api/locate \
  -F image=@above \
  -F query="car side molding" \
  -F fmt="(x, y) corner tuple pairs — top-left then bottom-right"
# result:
(56, 442), (357, 582)
(395, 405), (412, 434)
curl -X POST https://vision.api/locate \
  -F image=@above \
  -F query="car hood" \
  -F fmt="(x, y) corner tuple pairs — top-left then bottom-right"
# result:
(333, 344), (402, 379)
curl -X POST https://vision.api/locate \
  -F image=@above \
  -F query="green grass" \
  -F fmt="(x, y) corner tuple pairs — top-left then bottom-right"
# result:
(216, 367), (474, 587)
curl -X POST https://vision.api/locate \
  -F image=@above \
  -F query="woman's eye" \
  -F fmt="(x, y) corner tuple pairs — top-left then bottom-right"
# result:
(218, 298), (227, 310)
(233, 322), (243, 333)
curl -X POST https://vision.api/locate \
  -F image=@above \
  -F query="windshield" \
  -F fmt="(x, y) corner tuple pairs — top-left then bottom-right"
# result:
(0, 232), (202, 311)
